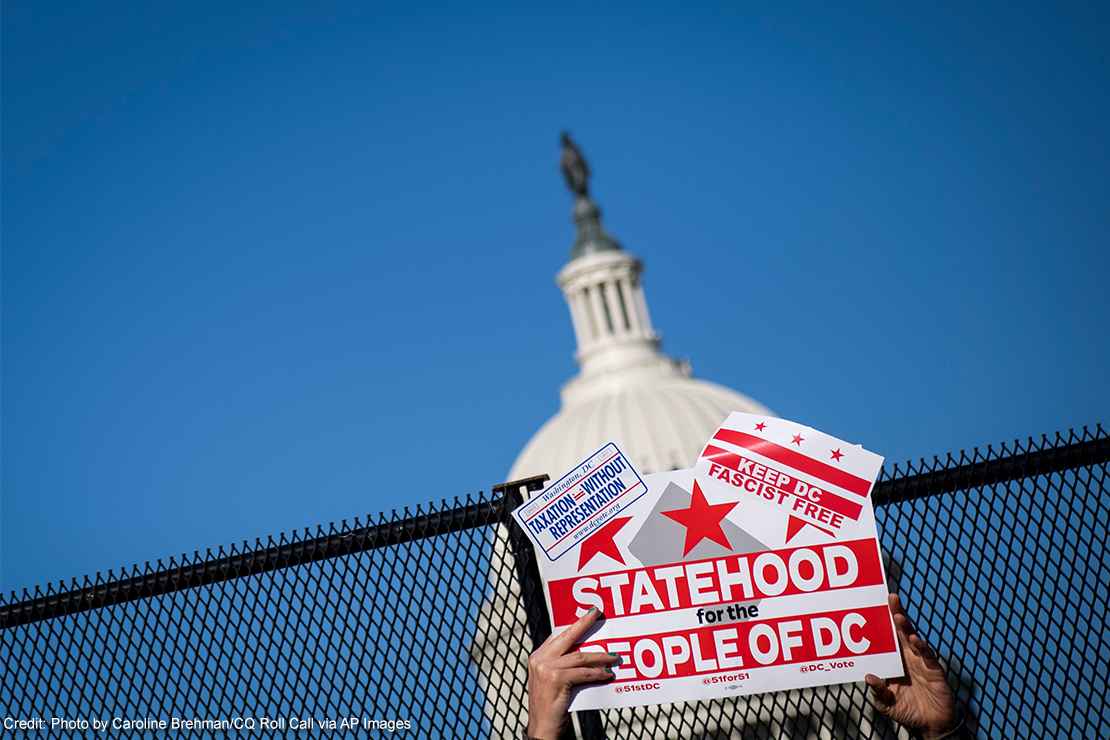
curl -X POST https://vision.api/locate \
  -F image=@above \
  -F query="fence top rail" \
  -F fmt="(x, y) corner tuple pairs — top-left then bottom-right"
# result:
(873, 424), (1107, 504)
(2, 425), (1105, 629)
(0, 491), (512, 629)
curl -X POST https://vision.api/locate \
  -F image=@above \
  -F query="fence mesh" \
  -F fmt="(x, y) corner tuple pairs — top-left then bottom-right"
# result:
(2, 426), (1107, 739)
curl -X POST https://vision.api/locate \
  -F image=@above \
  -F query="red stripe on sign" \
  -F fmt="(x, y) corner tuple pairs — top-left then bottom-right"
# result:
(575, 604), (896, 682)
(712, 428), (873, 498)
(548, 538), (884, 626)
(701, 445), (863, 521)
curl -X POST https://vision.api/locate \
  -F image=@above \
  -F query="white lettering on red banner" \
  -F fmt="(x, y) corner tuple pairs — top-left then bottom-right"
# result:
(513, 413), (903, 711)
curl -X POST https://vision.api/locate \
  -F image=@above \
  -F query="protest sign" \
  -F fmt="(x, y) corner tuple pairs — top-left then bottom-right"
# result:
(513, 413), (903, 710)
(512, 442), (647, 564)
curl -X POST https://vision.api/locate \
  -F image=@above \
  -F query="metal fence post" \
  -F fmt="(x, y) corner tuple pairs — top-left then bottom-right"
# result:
(495, 476), (606, 740)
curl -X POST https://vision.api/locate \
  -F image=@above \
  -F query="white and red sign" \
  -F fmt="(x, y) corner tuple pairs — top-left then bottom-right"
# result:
(514, 413), (903, 710)
(512, 443), (647, 563)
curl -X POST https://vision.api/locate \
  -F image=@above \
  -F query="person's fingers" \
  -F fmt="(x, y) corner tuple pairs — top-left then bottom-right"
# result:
(888, 611), (911, 659)
(887, 593), (945, 673)
(908, 634), (944, 672)
(901, 620), (924, 657)
(535, 617), (571, 654)
(552, 650), (621, 670)
(864, 674), (895, 711)
(888, 594), (912, 656)
(548, 607), (603, 654)
(537, 629), (559, 650)
(908, 634), (936, 660)
(561, 666), (615, 686)
(537, 612), (589, 652)
(887, 593), (904, 618)
(893, 612), (915, 641)
(889, 594), (918, 639)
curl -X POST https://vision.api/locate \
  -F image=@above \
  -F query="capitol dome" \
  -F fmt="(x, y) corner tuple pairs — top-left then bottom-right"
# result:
(510, 375), (768, 479)
(508, 135), (771, 481)
(474, 136), (796, 740)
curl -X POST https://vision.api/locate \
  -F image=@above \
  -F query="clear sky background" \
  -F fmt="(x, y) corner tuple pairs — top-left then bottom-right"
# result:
(3, 2), (1107, 593)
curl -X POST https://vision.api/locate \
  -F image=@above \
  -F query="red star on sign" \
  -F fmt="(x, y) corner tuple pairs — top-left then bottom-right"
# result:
(791, 434), (805, 446)
(830, 448), (844, 462)
(661, 481), (738, 555)
(754, 422), (767, 431)
(577, 516), (633, 570)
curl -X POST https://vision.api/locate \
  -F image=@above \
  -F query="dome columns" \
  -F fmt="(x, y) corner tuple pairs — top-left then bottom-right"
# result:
(557, 250), (663, 379)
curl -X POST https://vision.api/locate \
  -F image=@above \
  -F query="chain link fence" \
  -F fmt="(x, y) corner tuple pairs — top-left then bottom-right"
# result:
(2, 426), (1107, 738)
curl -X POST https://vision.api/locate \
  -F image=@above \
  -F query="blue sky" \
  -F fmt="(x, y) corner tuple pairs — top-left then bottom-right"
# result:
(3, 1), (1107, 592)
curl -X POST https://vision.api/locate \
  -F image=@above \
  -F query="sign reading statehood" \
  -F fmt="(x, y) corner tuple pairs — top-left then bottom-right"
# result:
(512, 413), (903, 711)
(512, 443), (647, 563)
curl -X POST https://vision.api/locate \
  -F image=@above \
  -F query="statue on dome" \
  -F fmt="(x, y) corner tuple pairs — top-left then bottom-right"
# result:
(559, 131), (590, 196)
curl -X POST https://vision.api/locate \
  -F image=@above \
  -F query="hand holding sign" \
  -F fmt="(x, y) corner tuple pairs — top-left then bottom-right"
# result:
(526, 607), (620, 739)
(866, 594), (959, 739)
(524, 594), (958, 739)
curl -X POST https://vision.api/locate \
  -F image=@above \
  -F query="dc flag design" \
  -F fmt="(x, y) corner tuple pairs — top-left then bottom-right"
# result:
(511, 412), (900, 711)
